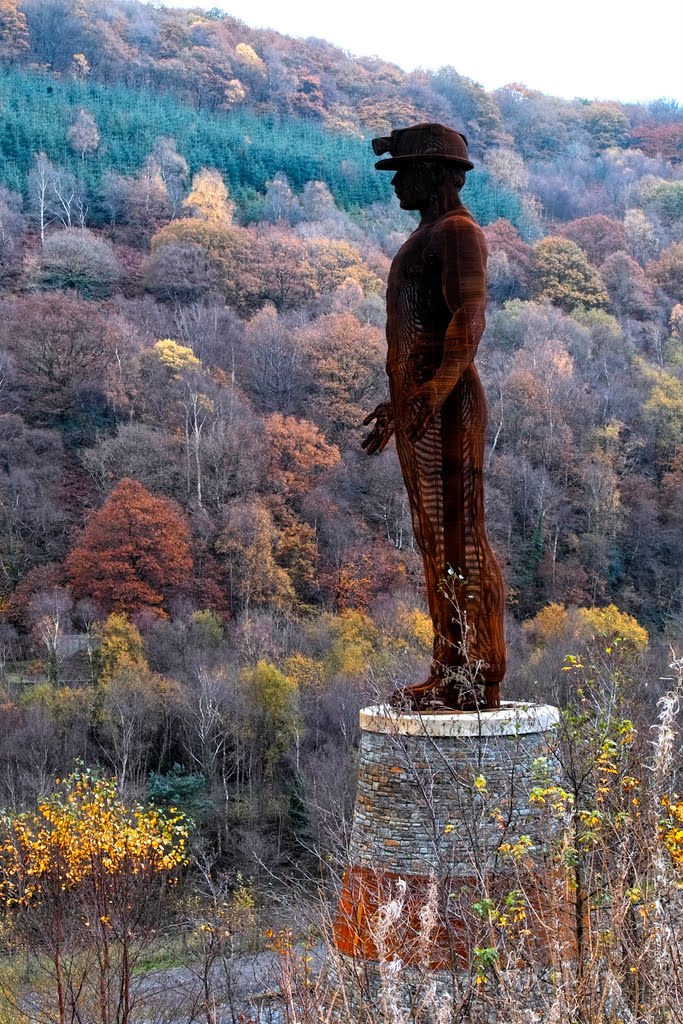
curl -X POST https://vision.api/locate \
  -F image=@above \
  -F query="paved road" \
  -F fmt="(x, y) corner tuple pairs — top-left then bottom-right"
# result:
(137, 944), (326, 1023)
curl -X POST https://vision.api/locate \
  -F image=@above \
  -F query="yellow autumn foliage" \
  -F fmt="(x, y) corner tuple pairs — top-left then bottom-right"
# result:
(524, 602), (648, 654)
(282, 653), (325, 691)
(182, 168), (235, 223)
(659, 796), (683, 871)
(405, 608), (434, 650)
(575, 605), (648, 652)
(639, 358), (683, 460)
(0, 771), (188, 908)
(153, 338), (201, 375)
(234, 42), (266, 74)
(242, 661), (301, 778)
(325, 609), (378, 678)
(96, 612), (147, 685)
(523, 602), (571, 648)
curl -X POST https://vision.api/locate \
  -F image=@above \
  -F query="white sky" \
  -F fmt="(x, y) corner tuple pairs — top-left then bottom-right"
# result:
(160, 0), (683, 104)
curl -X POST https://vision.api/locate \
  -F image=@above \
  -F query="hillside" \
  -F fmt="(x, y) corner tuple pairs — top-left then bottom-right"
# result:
(0, 0), (678, 760)
(0, 1), (680, 1017)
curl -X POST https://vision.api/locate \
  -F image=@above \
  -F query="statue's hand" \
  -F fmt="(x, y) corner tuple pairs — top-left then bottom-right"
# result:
(362, 401), (394, 454)
(406, 383), (442, 443)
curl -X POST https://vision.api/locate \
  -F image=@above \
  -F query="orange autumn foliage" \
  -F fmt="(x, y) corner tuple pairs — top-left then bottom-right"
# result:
(66, 478), (193, 616)
(265, 413), (340, 498)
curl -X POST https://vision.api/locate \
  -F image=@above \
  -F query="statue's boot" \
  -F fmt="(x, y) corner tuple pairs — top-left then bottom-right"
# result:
(390, 674), (443, 710)
(392, 677), (501, 712)
(441, 679), (501, 711)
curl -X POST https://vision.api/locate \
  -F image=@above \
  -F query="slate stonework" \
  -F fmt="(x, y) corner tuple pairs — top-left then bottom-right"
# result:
(349, 715), (556, 877)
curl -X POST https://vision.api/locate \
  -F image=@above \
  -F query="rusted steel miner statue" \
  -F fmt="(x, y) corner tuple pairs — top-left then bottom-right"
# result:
(363, 123), (506, 710)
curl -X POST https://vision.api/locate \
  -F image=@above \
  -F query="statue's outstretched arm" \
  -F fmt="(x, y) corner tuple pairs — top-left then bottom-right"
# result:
(406, 219), (487, 443)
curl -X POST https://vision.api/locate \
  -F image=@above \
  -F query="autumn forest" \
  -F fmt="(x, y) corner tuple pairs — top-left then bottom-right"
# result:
(0, 0), (680, 1019)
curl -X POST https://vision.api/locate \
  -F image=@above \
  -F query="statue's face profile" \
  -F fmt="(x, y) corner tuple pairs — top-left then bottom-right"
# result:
(390, 163), (435, 211)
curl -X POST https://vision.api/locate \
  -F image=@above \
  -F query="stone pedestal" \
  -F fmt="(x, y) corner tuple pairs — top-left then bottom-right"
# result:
(328, 702), (564, 1020)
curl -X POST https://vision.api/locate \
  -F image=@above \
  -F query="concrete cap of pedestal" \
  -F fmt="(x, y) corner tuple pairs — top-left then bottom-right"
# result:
(359, 701), (560, 737)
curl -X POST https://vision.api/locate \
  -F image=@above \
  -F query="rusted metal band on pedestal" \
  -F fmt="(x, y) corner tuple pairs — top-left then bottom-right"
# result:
(334, 863), (572, 969)
(334, 864), (469, 968)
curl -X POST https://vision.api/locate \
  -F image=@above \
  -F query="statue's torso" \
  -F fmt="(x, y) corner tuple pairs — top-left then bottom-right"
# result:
(385, 207), (485, 400)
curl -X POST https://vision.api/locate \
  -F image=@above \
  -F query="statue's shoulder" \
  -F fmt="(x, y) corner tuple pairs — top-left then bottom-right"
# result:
(432, 207), (483, 241)
(428, 208), (486, 261)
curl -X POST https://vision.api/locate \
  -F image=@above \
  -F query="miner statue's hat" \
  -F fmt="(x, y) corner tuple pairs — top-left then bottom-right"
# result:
(372, 123), (474, 171)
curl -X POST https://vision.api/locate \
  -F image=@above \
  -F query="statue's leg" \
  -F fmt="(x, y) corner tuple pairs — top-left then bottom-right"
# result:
(392, 416), (452, 708)
(439, 370), (505, 710)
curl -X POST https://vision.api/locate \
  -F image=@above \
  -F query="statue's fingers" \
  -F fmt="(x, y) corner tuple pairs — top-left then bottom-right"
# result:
(363, 427), (383, 453)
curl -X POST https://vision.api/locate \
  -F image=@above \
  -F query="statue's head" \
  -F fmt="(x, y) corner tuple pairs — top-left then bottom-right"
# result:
(372, 123), (473, 211)
(387, 161), (467, 211)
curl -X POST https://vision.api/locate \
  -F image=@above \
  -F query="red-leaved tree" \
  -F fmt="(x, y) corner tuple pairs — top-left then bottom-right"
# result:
(66, 479), (192, 616)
